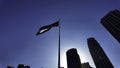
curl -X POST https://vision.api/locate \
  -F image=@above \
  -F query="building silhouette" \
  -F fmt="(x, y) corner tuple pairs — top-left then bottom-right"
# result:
(7, 66), (14, 68)
(101, 9), (120, 43)
(24, 66), (30, 68)
(7, 64), (31, 68)
(87, 37), (114, 68)
(66, 48), (82, 68)
(81, 62), (92, 68)
(17, 64), (25, 68)
(17, 64), (30, 68)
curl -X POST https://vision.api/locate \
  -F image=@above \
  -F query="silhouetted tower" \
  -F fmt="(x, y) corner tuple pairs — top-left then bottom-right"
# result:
(17, 64), (25, 68)
(66, 48), (82, 68)
(81, 62), (92, 68)
(24, 66), (31, 68)
(17, 64), (31, 68)
(7, 66), (14, 68)
(101, 9), (120, 43)
(87, 37), (114, 68)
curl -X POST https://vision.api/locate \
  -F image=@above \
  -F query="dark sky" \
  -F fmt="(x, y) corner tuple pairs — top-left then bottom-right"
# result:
(0, 0), (120, 68)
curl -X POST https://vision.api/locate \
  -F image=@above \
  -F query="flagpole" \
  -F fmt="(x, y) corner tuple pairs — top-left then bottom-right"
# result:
(36, 21), (60, 68)
(58, 23), (60, 68)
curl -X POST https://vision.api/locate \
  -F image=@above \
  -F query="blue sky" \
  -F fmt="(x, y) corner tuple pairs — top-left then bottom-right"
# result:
(0, 0), (120, 68)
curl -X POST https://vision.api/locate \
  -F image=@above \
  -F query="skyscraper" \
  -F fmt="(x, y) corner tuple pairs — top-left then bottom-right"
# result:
(17, 64), (31, 68)
(101, 9), (120, 43)
(66, 48), (82, 68)
(87, 37), (114, 68)
(17, 64), (24, 68)
(7, 66), (14, 68)
(81, 62), (92, 68)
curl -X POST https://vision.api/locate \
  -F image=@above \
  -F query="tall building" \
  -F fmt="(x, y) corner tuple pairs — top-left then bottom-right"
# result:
(101, 9), (120, 43)
(17, 64), (25, 68)
(7, 66), (14, 68)
(87, 37), (114, 68)
(81, 62), (92, 68)
(17, 64), (31, 68)
(66, 48), (82, 68)
(24, 66), (31, 68)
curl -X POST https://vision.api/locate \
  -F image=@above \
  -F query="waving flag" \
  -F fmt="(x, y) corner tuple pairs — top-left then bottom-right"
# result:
(36, 21), (59, 35)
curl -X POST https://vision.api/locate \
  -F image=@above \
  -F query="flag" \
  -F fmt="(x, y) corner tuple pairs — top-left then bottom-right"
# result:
(36, 21), (59, 35)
